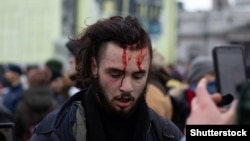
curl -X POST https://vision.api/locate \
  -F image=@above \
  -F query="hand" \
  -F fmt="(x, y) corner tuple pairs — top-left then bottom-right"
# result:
(186, 78), (237, 125)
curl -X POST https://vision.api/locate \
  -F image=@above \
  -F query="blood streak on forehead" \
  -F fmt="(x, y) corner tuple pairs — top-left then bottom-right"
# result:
(121, 48), (127, 87)
(122, 47), (148, 71)
(137, 48), (148, 71)
(120, 47), (148, 87)
(122, 48), (127, 71)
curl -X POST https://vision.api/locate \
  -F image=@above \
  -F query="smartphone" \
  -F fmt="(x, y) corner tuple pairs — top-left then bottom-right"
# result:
(0, 122), (16, 141)
(212, 45), (247, 102)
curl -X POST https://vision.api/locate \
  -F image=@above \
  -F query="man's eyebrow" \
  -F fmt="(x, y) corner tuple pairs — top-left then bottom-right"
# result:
(106, 68), (147, 74)
(106, 68), (123, 73)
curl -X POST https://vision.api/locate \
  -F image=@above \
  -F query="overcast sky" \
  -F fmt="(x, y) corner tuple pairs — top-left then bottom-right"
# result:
(178, 0), (212, 11)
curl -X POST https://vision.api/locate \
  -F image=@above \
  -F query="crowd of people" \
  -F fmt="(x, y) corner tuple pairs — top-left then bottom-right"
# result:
(0, 38), (80, 141)
(0, 15), (247, 141)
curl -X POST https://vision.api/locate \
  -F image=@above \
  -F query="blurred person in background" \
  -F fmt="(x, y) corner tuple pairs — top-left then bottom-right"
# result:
(30, 15), (183, 141)
(173, 56), (215, 108)
(2, 64), (24, 114)
(45, 59), (66, 104)
(49, 68), (65, 105)
(146, 50), (173, 119)
(185, 56), (216, 106)
(45, 59), (63, 74)
(0, 64), (8, 94)
(14, 67), (58, 141)
(167, 56), (216, 132)
(0, 65), (15, 123)
(21, 65), (39, 90)
(147, 50), (190, 133)
(62, 40), (81, 98)
(166, 64), (184, 83)
(186, 56), (216, 93)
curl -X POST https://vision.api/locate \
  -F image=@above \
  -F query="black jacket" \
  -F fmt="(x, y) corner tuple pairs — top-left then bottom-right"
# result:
(30, 85), (183, 141)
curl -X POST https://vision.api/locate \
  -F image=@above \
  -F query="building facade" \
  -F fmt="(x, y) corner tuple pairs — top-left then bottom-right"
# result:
(177, 0), (250, 65)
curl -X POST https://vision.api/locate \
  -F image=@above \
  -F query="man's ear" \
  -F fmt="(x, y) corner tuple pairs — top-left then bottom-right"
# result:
(91, 57), (97, 77)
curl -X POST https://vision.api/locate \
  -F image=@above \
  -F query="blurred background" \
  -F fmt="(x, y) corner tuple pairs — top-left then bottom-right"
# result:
(1, 1), (250, 137)
(0, 0), (250, 70)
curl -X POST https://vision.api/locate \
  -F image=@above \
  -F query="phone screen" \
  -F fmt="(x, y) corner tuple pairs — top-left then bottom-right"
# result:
(213, 46), (247, 99)
(0, 122), (15, 141)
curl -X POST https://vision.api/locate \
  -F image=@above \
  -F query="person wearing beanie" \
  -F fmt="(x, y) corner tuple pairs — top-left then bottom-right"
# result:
(45, 59), (63, 73)
(6, 64), (23, 75)
(184, 56), (216, 108)
(167, 56), (217, 133)
(2, 63), (24, 113)
(186, 56), (215, 85)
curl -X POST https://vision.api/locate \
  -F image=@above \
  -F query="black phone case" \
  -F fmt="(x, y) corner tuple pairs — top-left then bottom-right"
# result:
(212, 45), (246, 106)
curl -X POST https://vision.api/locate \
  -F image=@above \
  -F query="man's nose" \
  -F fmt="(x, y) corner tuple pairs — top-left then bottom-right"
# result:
(119, 77), (133, 93)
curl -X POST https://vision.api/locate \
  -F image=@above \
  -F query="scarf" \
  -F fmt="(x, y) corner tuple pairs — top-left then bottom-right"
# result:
(82, 87), (150, 141)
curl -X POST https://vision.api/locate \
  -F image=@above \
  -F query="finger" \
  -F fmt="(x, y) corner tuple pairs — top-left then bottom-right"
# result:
(195, 78), (213, 104)
(224, 100), (238, 124)
(211, 93), (222, 105)
(218, 107), (228, 113)
(190, 97), (199, 111)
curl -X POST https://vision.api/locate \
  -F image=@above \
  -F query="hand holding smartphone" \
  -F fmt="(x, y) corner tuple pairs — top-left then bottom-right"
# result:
(212, 45), (247, 106)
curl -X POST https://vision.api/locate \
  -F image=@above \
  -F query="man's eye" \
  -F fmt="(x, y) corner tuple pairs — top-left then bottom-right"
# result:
(133, 74), (144, 80)
(110, 73), (122, 78)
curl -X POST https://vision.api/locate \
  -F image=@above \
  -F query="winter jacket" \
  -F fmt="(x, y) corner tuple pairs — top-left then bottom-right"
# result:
(3, 83), (23, 113)
(14, 86), (58, 141)
(30, 86), (183, 141)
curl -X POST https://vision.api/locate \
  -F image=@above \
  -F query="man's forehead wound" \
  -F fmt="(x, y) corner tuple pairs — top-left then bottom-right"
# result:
(122, 47), (149, 71)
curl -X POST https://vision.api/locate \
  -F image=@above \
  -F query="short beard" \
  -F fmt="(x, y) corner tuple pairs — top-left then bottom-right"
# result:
(93, 76), (147, 118)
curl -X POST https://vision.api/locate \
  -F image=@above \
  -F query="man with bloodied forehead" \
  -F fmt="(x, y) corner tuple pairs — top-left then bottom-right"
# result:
(30, 16), (183, 141)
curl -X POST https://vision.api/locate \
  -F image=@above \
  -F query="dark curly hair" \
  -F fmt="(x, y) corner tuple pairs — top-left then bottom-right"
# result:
(74, 15), (153, 89)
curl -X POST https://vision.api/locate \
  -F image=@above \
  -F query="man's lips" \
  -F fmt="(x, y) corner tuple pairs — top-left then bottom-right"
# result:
(115, 98), (132, 108)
